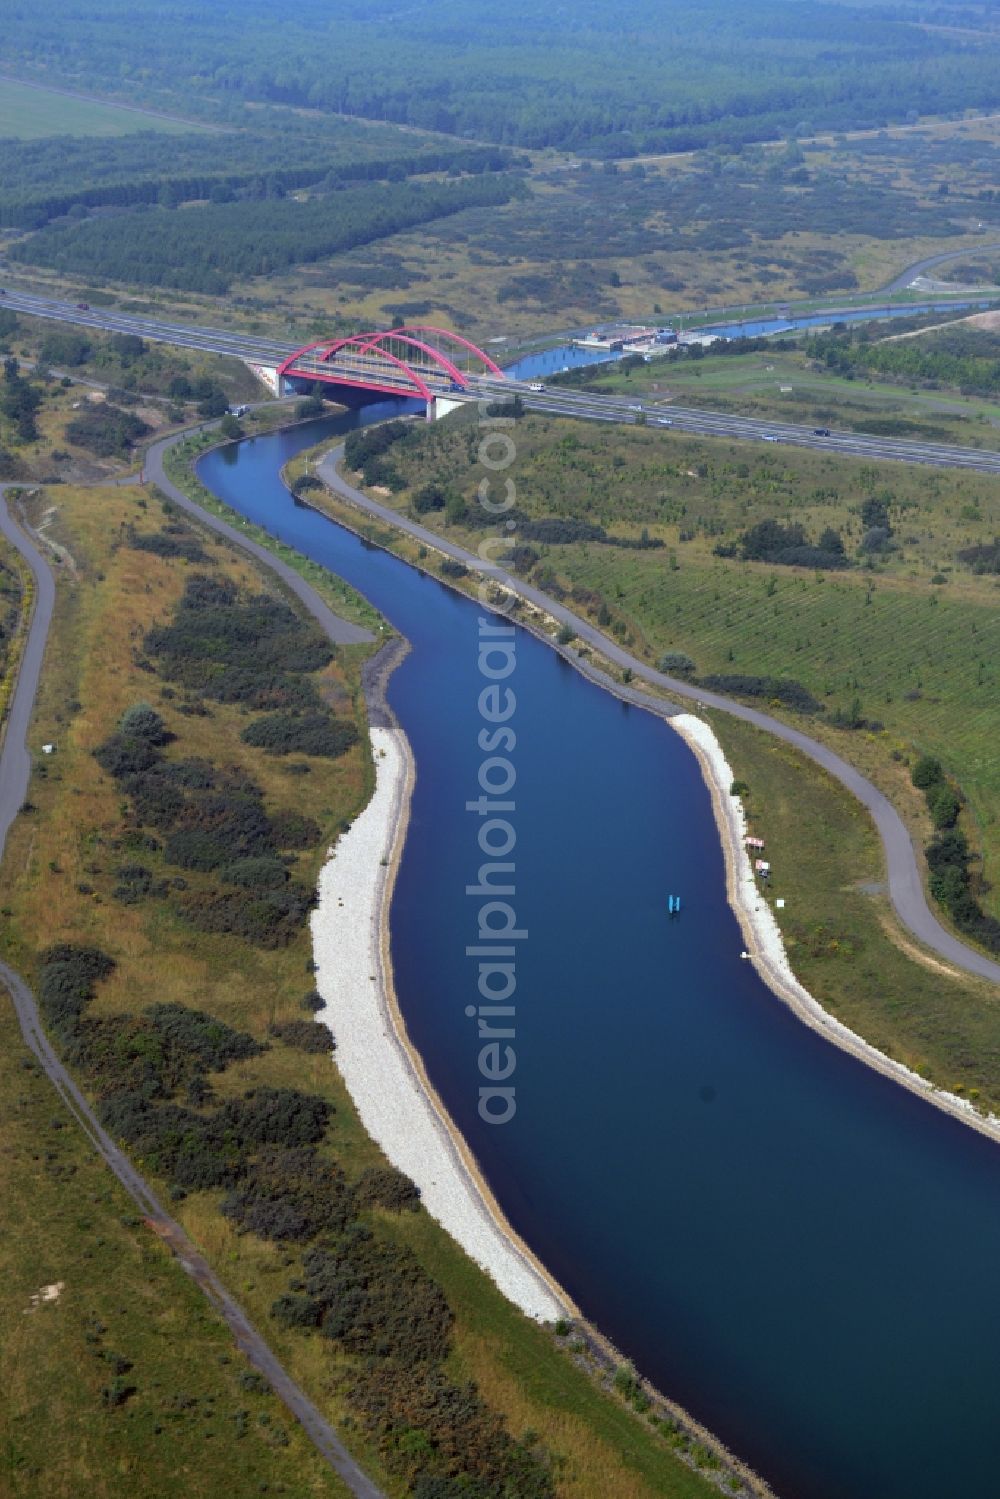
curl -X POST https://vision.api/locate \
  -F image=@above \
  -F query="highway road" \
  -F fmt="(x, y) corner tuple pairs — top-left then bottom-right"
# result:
(316, 448), (1000, 989)
(515, 384), (1000, 473)
(9, 285), (1000, 475)
(0, 484), (384, 1499)
(0, 286), (292, 364)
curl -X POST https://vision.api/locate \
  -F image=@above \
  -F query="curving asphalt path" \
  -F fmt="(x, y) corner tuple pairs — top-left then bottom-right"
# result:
(0, 485), (384, 1499)
(0, 486), (56, 853)
(316, 449), (1000, 988)
(879, 243), (1000, 295)
(143, 431), (374, 645)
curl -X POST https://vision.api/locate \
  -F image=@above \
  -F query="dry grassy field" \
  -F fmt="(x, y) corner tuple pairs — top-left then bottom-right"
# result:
(0, 475), (720, 1499)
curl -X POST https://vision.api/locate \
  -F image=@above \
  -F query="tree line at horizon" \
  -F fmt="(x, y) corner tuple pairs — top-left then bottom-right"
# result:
(6, 0), (1000, 156)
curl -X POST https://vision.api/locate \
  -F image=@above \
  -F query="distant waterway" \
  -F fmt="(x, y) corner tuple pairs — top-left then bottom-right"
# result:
(506, 299), (990, 377)
(200, 410), (1000, 1499)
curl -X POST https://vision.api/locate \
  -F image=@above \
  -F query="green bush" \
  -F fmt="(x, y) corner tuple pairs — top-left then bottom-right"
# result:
(700, 674), (822, 714)
(269, 810), (322, 849)
(269, 1017), (335, 1053)
(222, 856), (290, 890)
(241, 712), (359, 759)
(352, 1165), (420, 1214)
(303, 1229), (453, 1366)
(926, 781), (960, 830)
(912, 755), (943, 789)
(412, 481), (447, 514)
(344, 420), (410, 472)
(65, 403), (151, 457)
(118, 702), (171, 744)
(128, 527), (207, 563)
(94, 731), (161, 779)
(222, 1146), (349, 1242)
(38, 944), (116, 1042)
(291, 471), (324, 492)
(658, 651), (696, 676)
(177, 881), (315, 947)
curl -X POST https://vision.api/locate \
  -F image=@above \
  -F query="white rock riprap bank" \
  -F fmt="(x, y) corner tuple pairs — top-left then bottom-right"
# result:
(670, 712), (1000, 1142)
(311, 724), (566, 1323)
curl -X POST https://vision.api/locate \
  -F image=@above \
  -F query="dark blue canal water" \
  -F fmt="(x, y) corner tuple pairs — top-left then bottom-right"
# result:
(200, 410), (1000, 1499)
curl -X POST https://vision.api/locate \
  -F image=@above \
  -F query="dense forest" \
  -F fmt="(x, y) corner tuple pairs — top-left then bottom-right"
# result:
(5, 0), (1000, 155)
(10, 174), (526, 293)
(0, 119), (517, 229)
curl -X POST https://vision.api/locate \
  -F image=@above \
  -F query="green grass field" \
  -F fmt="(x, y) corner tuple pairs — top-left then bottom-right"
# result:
(0, 1004), (344, 1499)
(0, 78), (202, 138)
(586, 347), (1000, 445)
(707, 711), (1000, 1110)
(356, 411), (1000, 926)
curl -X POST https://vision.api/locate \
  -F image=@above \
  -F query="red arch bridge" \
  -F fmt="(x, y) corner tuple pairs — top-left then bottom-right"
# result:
(275, 325), (512, 416)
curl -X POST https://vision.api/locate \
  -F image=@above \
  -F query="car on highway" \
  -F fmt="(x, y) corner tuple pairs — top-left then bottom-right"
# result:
(628, 403), (643, 412)
(652, 417), (673, 426)
(76, 301), (90, 311)
(528, 381), (546, 392)
(762, 434), (778, 442)
(813, 427), (832, 437)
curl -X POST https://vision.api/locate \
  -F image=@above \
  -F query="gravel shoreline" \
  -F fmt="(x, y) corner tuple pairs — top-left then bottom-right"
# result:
(311, 724), (568, 1323)
(671, 712), (1000, 1145)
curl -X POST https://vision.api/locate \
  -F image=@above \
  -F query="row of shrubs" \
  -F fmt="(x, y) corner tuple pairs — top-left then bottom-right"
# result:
(957, 538), (1000, 575)
(58, 939), (551, 1491)
(435, 497), (666, 552)
(92, 558), (363, 947)
(38, 943), (262, 1098)
(126, 521), (207, 563)
(654, 652), (835, 718)
(716, 518), (850, 571)
(94, 698), (322, 948)
(698, 673), (823, 714)
(913, 757), (1000, 954)
(59, 532), (555, 1491)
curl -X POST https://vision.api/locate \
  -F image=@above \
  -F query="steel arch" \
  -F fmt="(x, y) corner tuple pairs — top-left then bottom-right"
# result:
(397, 325), (505, 376)
(276, 325), (507, 400)
(355, 330), (470, 388)
(277, 335), (435, 401)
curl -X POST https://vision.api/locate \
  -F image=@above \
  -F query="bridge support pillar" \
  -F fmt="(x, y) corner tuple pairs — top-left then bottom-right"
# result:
(429, 396), (466, 422)
(244, 361), (283, 398)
